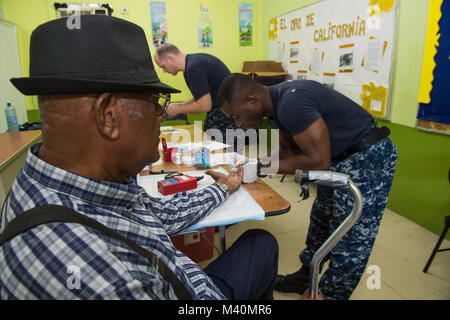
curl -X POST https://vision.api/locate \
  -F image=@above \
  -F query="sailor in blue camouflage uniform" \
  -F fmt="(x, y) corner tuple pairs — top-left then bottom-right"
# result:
(217, 73), (398, 300)
(154, 44), (240, 151)
(299, 133), (398, 299)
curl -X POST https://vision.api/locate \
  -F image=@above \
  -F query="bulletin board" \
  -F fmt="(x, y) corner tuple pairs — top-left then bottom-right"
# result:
(416, 0), (450, 135)
(268, 0), (398, 119)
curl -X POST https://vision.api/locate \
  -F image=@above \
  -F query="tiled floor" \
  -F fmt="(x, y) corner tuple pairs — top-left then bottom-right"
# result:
(198, 174), (450, 300)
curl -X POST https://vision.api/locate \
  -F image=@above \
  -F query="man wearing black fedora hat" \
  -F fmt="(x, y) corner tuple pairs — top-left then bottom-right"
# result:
(0, 15), (278, 300)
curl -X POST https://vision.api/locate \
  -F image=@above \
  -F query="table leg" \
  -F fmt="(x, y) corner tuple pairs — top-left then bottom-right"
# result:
(219, 225), (226, 253)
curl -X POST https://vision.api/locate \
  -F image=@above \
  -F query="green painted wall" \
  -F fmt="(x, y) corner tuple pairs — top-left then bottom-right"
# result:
(388, 0), (429, 127)
(378, 121), (450, 240)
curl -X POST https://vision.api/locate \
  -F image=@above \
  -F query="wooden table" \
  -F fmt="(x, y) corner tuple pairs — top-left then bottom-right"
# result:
(139, 125), (291, 252)
(0, 130), (42, 205)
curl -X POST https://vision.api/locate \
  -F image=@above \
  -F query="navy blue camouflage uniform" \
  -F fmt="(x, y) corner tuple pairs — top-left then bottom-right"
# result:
(300, 130), (398, 299)
(268, 80), (398, 300)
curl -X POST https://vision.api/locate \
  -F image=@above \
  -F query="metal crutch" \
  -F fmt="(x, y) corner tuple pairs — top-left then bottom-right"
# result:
(294, 169), (364, 300)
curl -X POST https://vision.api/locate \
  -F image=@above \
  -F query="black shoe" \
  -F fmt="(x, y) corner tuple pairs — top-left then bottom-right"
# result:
(275, 266), (310, 294)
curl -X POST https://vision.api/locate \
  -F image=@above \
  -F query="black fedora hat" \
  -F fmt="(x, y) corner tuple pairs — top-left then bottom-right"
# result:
(10, 15), (180, 95)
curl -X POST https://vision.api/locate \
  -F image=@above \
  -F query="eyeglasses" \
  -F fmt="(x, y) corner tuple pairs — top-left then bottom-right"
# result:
(153, 93), (171, 116)
(114, 92), (171, 116)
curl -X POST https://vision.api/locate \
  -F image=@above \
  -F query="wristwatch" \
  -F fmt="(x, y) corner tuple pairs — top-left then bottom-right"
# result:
(214, 182), (230, 198)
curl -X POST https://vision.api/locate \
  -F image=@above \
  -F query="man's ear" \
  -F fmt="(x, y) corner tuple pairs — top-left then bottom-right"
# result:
(93, 93), (120, 140)
(167, 53), (175, 65)
(247, 93), (258, 106)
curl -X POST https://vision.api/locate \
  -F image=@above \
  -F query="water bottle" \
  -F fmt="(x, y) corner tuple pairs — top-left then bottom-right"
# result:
(5, 102), (19, 132)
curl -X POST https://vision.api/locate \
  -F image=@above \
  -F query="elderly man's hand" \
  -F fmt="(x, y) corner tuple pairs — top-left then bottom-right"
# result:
(205, 164), (243, 194)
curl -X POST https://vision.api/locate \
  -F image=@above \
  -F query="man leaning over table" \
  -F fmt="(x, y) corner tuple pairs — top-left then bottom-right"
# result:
(217, 73), (398, 300)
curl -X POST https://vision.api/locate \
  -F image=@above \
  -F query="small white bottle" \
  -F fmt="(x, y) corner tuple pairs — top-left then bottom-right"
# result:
(173, 149), (183, 165)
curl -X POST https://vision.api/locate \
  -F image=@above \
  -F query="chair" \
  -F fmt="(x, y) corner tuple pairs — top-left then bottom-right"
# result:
(423, 168), (450, 273)
(423, 215), (450, 273)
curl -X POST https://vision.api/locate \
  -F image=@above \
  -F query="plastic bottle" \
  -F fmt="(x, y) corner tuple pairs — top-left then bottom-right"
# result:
(5, 102), (19, 132)
(173, 149), (183, 165)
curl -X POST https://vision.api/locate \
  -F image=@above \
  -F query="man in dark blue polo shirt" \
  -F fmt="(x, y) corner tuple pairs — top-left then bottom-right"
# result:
(154, 44), (239, 149)
(217, 73), (398, 300)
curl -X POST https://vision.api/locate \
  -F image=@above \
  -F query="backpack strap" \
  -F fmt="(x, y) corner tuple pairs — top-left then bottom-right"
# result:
(0, 205), (192, 300)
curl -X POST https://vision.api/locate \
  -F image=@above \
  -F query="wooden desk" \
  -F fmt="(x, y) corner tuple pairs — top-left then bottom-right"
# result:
(0, 130), (42, 205)
(140, 125), (291, 251)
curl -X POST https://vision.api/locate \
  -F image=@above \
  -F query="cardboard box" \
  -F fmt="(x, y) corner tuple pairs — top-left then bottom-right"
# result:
(242, 60), (288, 85)
(242, 60), (288, 77)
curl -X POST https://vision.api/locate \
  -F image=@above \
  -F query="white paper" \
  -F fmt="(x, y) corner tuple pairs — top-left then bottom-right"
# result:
(195, 141), (231, 151)
(366, 38), (382, 71)
(311, 50), (322, 74)
(370, 99), (382, 111)
(209, 152), (247, 167)
(136, 167), (265, 231)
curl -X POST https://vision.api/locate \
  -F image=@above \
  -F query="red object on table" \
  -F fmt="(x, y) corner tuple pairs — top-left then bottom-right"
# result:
(161, 137), (178, 162)
(157, 175), (198, 195)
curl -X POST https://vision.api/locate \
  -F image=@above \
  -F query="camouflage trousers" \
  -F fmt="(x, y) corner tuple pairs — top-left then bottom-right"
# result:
(204, 108), (242, 153)
(299, 136), (398, 300)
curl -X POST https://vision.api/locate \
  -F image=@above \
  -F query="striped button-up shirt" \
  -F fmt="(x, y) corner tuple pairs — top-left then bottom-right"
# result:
(0, 144), (227, 300)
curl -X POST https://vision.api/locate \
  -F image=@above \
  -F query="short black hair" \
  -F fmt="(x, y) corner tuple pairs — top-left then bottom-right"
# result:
(217, 73), (260, 108)
(155, 43), (181, 60)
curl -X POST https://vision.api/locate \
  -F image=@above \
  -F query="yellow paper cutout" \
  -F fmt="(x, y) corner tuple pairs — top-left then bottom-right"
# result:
(361, 82), (388, 118)
(269, 18), (278, 40)
(369, 0), (395, 14)
(418, 0), (443, 104)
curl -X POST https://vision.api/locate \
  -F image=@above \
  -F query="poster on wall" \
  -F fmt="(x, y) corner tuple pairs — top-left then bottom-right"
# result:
(416, 0), (450, 135)
(268, 0), (397, 119)
(150, 1), (168, 48)
(198, 3), (213, 48)
(239, 3), (253, 46)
